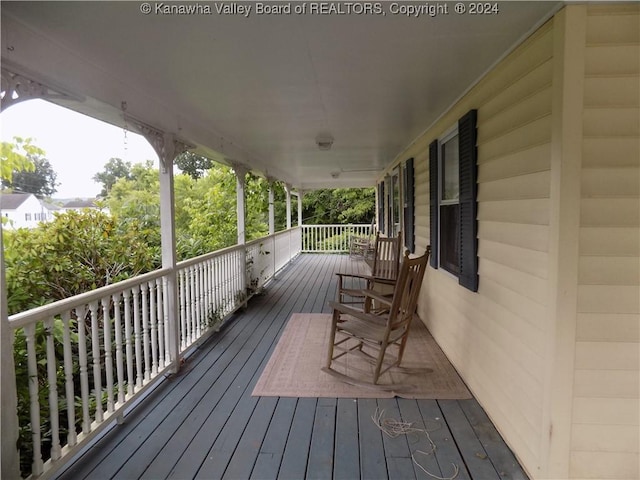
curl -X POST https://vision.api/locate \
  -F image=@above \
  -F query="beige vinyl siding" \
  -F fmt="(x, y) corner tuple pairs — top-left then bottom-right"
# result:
(571, 5), (640, 480)
(387, 21), (555, 476)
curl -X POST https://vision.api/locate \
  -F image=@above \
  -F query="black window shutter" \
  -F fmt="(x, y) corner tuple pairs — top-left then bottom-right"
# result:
(403, 158), (415, 253)
(428, 140), (439, 268)
(458, 109), (478, 292)
(377, 182), (385, 234)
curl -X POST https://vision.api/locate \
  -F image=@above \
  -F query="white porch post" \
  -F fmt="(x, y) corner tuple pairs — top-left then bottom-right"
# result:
(285, 184), (292, 230)
(233, 164), (248, 303)
(268, 182), (275, 235)
(137, 127), (189, 374)
(0, 224), (20, 480)
(158, 134), (181, 373)
(233, 164), (248, 245)
(297, 190), (303, 226)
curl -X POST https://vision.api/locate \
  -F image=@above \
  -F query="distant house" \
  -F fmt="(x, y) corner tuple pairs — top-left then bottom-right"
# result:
(58, 198), (109, 215)
(0, 193), (53, 229)
(60, 198), (99, 211)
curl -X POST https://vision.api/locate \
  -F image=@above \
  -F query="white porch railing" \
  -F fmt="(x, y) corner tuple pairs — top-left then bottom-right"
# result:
(5, 227), (303, 479)
(301, 224), (371, 253)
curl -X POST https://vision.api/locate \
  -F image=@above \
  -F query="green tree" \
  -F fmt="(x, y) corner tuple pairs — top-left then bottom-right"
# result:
(0, 136), (36, 183)
(3, 209), (156, 315)
(3, 155), (58, 198)
(175, 151), (214, 180)
(93, 157), (133, 197)
(1, 137), (57, 198)
(302, 188), (375, 224)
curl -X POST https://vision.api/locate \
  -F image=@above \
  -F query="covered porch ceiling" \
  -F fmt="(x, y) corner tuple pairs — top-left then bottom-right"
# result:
(1, 1), (559, 190)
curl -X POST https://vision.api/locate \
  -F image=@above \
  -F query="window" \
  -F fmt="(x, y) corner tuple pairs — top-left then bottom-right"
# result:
(429, 109), (478, 292)
(25, 213), (32, 221)
(377, 182), (385, 234)
(439, 131), (460, 275)
(389, 169), (401, 237)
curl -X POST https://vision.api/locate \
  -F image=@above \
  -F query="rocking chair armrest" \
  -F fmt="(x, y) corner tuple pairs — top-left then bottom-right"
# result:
(329, 301), (386, 325)
(335, 273), (377, 282)
(360, 289), (393, 306)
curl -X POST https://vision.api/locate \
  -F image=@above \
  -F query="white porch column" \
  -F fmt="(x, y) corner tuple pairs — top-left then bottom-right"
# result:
(297, 190), (303, 226)
(268, 182), (275, 235)
(158, 134), (181, 373)
(0, 224), (20, 480)
(285, 184), (292, 230)
(137, 126), (190, 374)
(233, 164), (248, 245)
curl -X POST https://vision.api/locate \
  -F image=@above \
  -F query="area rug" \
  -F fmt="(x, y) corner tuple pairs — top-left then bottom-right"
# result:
(252, 313), (471, 399)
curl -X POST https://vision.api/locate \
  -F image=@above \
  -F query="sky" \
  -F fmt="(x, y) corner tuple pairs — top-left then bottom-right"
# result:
(1, 99), (158, 199)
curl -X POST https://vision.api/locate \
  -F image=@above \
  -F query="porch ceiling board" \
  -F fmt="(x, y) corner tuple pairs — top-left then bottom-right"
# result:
(1, 1), (558, 189)
(55, 254), (528, 480)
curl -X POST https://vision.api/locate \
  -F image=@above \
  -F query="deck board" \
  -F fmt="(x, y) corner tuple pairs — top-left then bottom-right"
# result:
(55, 254), (529, 480)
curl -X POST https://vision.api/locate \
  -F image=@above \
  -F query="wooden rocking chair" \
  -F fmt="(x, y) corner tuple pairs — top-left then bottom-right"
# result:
(335, 232), (402, 308)
(324, 246), (431, 387)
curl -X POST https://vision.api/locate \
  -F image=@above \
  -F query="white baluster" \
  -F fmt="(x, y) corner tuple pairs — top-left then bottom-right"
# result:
(89, 301), (103, 423)
(112, 293), (125, 405)
(156, 278), (166, 369)
(101, 298), (115, 414)
(24, 324), (43, 476)
(132, 286), (143, 389)
(149, 280), (158, 375)
(123, 290), (134, 397)
(163, 277), (171, 362)
(61, 311), (76, 447)
(141, 284), (150, 382)
(180, 269), (187, 350)
(75, 306), (91, 434)
(44, 316), (61, 461)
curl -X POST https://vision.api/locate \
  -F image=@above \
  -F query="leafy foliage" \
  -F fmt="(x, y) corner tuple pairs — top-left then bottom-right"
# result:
(92, 157), (133, 197)
(175, 151), (214, 180)
(0, 136), (37, 182)
(1, 136), (58, 198)
(3, 155), (59, 198)
(302, 188), (375, 224)
(3, 209), (156, 315)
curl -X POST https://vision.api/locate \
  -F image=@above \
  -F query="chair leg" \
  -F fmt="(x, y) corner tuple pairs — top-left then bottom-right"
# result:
(372, 342), (388, 384)
(325, 311), (340, 368)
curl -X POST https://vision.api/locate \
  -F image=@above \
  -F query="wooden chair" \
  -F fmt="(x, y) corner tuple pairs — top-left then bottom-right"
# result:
(336, 232), (402, 308)
(349, 218), (375, 259)
(324, 247), (431, 387)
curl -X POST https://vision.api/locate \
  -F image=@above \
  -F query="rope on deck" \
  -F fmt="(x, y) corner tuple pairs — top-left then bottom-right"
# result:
(372, 407), (460, 480)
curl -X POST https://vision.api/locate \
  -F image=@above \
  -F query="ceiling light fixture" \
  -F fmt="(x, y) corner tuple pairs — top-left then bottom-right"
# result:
(316, 134), (334, 151)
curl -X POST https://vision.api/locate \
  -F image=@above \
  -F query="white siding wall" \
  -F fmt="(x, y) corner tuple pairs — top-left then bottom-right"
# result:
(571, 5), (640, 479)
(394, 21), (556, 476)
(386, 6), (638, 479)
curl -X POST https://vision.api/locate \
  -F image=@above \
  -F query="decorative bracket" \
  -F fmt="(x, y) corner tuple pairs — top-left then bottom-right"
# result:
(0, 66), (82, 112)
(127, 115), (194, 173)
(231, 162), (249, 180)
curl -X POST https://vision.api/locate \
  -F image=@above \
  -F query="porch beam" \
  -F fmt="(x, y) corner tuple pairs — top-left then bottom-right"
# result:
(0, 224), (20, 480)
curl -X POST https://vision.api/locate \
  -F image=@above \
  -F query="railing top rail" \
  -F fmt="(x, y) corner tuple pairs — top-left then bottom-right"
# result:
(301, 224), (371, 227)
(8, 267), (171, 329)
(176, 243), (246, 269)
(245, 226), (300, 248)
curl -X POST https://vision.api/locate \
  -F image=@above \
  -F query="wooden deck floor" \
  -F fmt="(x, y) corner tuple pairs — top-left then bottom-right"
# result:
(56, 254), (528, 480)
